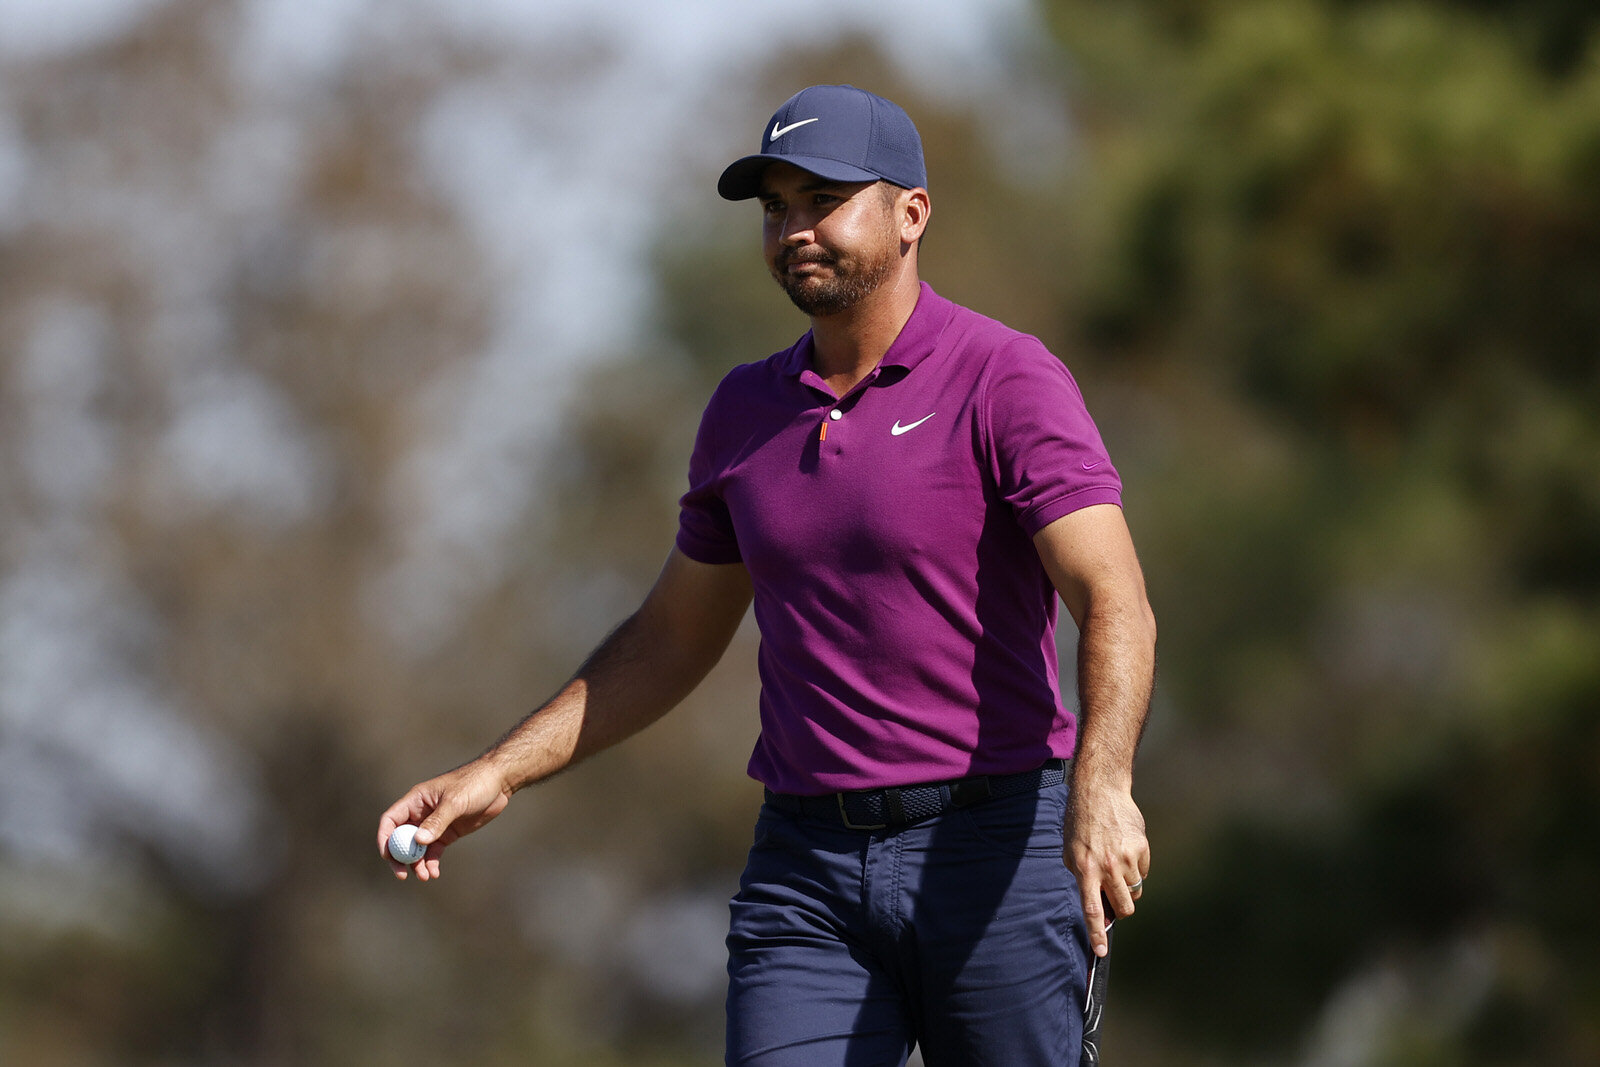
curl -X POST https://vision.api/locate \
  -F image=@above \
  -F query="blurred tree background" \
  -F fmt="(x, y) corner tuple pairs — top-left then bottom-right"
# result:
(1, 1), (1595, 1065)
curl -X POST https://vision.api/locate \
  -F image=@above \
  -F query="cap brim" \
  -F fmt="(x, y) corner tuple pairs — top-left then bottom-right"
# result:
(717, 154), (885, 200)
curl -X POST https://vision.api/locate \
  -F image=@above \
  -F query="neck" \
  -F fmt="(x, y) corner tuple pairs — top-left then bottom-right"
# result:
(809, 269), (923, 396)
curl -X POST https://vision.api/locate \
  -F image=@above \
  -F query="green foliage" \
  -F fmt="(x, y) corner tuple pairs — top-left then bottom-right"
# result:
(1037, 1), (1600, 1061)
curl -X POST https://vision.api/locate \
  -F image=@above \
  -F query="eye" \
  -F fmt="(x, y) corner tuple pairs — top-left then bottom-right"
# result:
(760, 199), (784, 216)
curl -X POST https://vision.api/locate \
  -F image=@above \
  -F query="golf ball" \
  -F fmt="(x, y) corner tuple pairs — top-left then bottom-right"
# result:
(388, 824), (427, 864)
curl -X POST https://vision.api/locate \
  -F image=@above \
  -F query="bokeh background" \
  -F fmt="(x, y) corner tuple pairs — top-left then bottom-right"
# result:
(2, 0), (1597, 1064)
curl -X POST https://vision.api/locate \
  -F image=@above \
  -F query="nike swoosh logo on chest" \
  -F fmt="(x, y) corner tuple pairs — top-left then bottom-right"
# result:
(890, 413), (937, 436)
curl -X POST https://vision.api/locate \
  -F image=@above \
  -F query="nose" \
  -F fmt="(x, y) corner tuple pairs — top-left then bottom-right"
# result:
(766, 202), (817, 247)
(780, 216), (814, 247)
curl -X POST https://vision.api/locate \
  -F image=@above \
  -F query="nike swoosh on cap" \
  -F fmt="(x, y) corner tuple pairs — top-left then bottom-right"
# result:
(890, 413), (936, 436)
(770, 118), (820, 141)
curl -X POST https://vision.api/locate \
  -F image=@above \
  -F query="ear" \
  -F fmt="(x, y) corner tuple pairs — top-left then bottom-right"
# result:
(898, 187), (930, 246)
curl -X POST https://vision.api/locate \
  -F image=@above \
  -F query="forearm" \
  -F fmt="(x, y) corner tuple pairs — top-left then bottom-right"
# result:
(1071, 594), (1156, 791)
(1031, 505), (1155, 783)
(481, 609), (712, 792)
(477, 551), (751, 794)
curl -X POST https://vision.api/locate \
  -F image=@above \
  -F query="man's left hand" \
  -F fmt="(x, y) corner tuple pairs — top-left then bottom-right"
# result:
(1066, 781), (1150, 958)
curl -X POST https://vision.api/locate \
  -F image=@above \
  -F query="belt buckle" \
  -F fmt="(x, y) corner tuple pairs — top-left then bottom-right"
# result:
(837, 793), (887, 831)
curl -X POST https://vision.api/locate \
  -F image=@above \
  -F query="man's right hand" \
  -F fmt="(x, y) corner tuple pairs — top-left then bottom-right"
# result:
(376, 758), (513, 881)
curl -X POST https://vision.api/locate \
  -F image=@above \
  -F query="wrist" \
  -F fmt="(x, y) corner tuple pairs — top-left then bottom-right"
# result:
(1069, 757), (1134, 795)
(478, 746), (532, 796)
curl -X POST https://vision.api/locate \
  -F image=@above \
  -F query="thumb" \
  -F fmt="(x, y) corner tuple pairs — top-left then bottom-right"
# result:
(414, 799), (459, 846)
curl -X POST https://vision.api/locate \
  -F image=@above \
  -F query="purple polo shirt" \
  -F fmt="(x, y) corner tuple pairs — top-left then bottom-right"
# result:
(677, 283), (1121, 795)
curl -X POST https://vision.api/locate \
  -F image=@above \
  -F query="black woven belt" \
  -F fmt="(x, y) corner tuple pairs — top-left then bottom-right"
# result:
(763, 758), (1071, 831)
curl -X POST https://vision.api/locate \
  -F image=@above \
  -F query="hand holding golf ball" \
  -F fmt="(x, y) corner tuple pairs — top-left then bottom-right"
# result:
(387, 824), (428, 865)
(379, 759), (516, 881)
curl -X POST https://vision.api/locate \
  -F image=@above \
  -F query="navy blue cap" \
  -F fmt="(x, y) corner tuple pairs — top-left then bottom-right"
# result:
(717, 84), (927, 201)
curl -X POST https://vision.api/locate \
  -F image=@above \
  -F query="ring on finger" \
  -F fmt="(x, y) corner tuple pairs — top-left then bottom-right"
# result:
(1128, 877), (1144, 893)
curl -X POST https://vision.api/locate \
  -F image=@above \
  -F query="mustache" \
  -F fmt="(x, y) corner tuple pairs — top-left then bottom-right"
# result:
(777, 247), (836, 270)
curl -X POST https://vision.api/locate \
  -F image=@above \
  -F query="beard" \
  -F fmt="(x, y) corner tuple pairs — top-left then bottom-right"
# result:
(771, 240), (896, 317)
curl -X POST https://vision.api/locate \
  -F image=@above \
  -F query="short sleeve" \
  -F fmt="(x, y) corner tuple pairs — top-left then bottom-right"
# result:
(981, 338), (1122, 536)
(675, 384), (743, 564)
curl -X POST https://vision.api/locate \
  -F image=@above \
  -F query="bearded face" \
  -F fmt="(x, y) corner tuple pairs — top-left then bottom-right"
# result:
(760, 174), (906, 318)
(770, 236), (897, 316)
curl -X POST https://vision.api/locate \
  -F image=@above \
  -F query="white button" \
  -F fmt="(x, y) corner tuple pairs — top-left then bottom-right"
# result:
(829, 409), (842, 420)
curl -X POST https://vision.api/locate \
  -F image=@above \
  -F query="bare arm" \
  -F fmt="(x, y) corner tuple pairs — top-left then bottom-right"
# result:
(377, 548), (753, 880)
(1033, 503), (1157, 956)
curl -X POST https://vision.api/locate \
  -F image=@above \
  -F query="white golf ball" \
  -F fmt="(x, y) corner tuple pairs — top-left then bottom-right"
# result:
(388, 824), (427, 864)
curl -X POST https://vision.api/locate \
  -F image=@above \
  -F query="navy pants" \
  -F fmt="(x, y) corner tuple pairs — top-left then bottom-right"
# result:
(725, 782), (1089, 1066)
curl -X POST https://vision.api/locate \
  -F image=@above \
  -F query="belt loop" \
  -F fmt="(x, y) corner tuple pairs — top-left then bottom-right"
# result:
(884, 787), (907, 825)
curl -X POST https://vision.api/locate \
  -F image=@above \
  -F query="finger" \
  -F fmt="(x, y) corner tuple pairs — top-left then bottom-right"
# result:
(1108, 881), (1137, 920)
(415, 840), (445, 882)
(1128, 845), (1152, 906)
(377, 810), (405, 857)
(1082, 885), (1111, 957)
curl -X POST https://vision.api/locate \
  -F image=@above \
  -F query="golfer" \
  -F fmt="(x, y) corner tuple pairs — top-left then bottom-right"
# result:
(378, 84), (1156, 1067)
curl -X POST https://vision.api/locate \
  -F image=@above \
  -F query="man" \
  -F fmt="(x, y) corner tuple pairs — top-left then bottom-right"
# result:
(378, 84), (1155, 1066)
